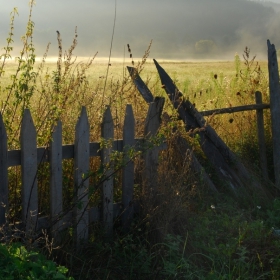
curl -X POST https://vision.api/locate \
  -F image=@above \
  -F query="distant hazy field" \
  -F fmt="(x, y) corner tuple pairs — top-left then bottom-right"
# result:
(1, 58), (269, 112)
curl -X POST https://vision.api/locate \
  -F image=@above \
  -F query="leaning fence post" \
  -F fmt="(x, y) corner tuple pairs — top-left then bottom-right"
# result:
(267, 40), (280, 189)
(0, 113), (8, 226)
(122, 104), (135, 230)
(255, 91), (269, 181)
(101, 106), (114, 239)
(50, 120), (63, 241)
(143, 97), (165, 196)
(74, 107), (90, 244)
(21, 109), (38, 234)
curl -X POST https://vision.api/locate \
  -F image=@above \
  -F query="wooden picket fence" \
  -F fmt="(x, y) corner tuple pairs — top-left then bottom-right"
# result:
(2, 39), (280, 245)
(0, 99), (166, 243)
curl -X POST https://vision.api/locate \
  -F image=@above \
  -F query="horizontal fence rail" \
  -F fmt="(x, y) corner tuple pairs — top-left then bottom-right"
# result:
(200, 103), (270, 116)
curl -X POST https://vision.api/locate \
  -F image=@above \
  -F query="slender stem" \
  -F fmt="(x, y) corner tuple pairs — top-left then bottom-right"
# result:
(102, 0), (117, 108)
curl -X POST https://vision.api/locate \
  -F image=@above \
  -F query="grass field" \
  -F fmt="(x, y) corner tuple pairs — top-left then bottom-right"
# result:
(2, 55), (278, 279)
(1, 4), (279, 278)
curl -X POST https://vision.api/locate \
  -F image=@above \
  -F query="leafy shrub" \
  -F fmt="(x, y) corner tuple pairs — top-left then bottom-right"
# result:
(0, 243), (74, 279)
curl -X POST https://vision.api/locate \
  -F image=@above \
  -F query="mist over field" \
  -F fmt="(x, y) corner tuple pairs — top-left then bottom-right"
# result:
(1, 0), (280, 60)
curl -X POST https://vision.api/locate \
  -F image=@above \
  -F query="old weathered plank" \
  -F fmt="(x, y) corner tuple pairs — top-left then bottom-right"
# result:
(143, 97), (165, 194)
(153, 59), (265, 196)
(21, 109), (38, 232)
(0, 113), (8, 225)
(50, 120), (63, 237)
(255, 91), (269, 181)
(122, 104), (135, 229)
(267, 40), (280, 189)
(101, 106), (114, 239)
(200, 103), (270, 116)
(74, 107), (90, 243)
(127, 67), (218, 193)
(127, 66), (154, 103)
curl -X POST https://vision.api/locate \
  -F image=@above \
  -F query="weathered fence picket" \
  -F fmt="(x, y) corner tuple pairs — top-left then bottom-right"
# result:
(50, 120), (63, 240)
(74, 107), (90, 243)
(255, 91), (269, 181)
(21, 109), (38, 233)
(0, 103), (166, 242)
(143, 97), (165, 196)
(122, 105), (135, 230)
(101, 106), (114, 239)
(267, 40), (280, 190)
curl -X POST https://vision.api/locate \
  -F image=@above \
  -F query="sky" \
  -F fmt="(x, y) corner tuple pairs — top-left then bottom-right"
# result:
(1, 0), (280, 61)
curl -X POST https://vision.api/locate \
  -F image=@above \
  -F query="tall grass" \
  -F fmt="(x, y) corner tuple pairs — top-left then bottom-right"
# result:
(0, 2), (279, 279)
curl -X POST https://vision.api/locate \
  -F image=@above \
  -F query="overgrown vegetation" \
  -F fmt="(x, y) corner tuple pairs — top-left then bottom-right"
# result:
(1, 2), (280, 279)
(0, 242), (73, 279)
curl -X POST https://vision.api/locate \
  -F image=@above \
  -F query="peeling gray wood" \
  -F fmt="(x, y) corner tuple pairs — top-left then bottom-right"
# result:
(0, 113), (8, 225)
(144, 97), (165, 195)
(20, 109), (38, 233)
(122, 104), (135, 230)
(50, 120), (63, 239)
(101, 106), (114, 239)
(267, 40), (280, 189)
(74, 107), (90, 243)
(255, 91), (269, 181)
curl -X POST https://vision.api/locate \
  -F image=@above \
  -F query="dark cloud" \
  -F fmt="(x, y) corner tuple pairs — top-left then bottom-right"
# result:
(0, 0), (279, 60)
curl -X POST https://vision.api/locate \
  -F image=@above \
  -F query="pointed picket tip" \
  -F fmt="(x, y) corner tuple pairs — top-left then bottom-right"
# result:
(127, 67), (154, 103)
(124, 104), (134, 123)
(76, 106), (88, 126)
(80, 106), (88, 119)
(103, 105), (112, 120)
(127, 66), (137, 76)
(21, 109), (35, 128)
(21, 109), (36, 144)
(153, 59), (178, 97)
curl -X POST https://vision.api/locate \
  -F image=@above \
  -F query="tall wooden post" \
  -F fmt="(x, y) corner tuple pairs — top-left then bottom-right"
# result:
(267, 40), (280, 189)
